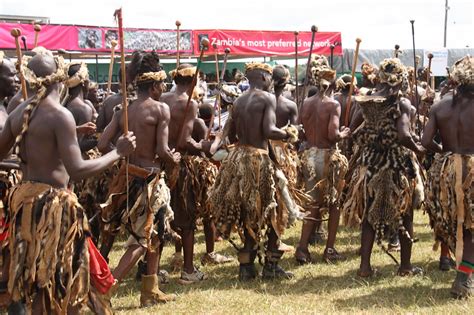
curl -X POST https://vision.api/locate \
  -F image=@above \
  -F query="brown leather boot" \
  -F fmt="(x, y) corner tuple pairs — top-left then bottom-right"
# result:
(140, 274), (176, 307)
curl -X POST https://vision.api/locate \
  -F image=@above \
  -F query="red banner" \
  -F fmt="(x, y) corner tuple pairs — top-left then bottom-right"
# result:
(194, 30), (342, 57)
(0, 22), (194, 54)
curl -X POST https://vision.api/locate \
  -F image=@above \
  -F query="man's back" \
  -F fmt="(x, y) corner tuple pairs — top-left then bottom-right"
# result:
(301, 94), (339, 149)
(233, 89), (269, 149)
(9, 96), (73, 187)
(65, 97), (94, 125)
(97, 93), (122, 131)
(276, 96), (297, 128)
(161, 91), (198, 151)
(126, 97), (165, 167)
(432, 93), (474, 154)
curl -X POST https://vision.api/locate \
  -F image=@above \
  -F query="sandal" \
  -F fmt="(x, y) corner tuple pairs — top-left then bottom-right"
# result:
(295, 247), (313, 265)
(397, 266), (423, 277)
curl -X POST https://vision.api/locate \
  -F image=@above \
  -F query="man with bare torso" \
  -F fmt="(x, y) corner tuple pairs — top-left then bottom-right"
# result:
(296, 56), (350, 264)
(422, 56), (474, 298)
(209, 62), (294, 281)
(0, 52), (19, 308)
(0, 48), (135, 314)
(160, 63), (212, 284)
(98, 51), (179, 306)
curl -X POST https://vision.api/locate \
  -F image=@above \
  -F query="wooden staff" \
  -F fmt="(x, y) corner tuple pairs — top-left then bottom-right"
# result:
(33, 24), (41, 48)
(206, 47), (230, 139)
(330, 44), (335, 68)
(205, 44), (220, 140)
(294, 31), (299, 107)
(177, 38), (209, 148)
(176, 20), (181, 68)
(11, 28), (28, 100)
(105, 39), (118, 98)
(114, 8), (128, 134)
(394, 44), (400, 58)
(303, 25), (317, 104)
(410, 20), (420, 136)
(426, 53), (433, 83)
(344, 38), (362, 127)
(213, 43), (220, 82)
(21, 36), (27, 51)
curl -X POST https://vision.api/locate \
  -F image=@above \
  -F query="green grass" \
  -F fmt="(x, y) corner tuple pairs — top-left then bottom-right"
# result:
(106, 211), (473, 314)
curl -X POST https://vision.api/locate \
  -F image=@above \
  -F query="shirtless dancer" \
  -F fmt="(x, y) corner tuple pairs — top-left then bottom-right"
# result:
(0, 52), (19, 307)
(160, 64), (210, 284)
(296, 55), (349, 264)
(422, 56), (474, 298)
(0, 48), (135, 314)
(98, 51), (179, 306)
(209, 62), (295, 281)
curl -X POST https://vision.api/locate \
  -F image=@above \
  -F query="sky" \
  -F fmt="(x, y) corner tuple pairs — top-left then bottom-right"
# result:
(1, 0), (472, 50)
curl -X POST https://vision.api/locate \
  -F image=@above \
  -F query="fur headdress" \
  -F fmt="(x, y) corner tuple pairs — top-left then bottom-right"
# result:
(245, 62), (273, 75)
(310, 55), (336, 92)
(378, 58), (408, 92)
(65, 62), (89, 88)
(451, 55), (474, 86)
(136, 70), (167, 84)
(169, 66), (196, 79)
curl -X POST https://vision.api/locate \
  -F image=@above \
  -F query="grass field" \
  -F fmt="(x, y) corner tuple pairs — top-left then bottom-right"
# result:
(107, 211), (473, 314)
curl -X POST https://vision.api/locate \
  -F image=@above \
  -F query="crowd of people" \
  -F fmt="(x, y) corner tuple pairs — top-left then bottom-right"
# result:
(0, 42), (472, 314)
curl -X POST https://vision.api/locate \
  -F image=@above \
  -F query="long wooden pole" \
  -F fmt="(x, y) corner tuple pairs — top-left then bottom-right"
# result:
(303, 25), (318, 103)
(176, 38), (209, 148)
(205, 44), (221, 140)
(344, 38), (362, 127)
(114, 8), (128, 134)
(11, 28), (28, 100)
(410, 20), (420, 137)
(176, 20), (181, 68)
(426, 52), (433, 83)
(294, 31), (299, 107)
(105, 40), (118, 98)
(33, 24), (42, 48)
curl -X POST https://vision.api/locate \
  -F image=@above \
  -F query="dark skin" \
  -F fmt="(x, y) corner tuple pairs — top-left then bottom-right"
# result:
(160, 74), (203, 274)
(227, 68), (289, 254)
(297, 84), (350, 260)
(98, 80), (180, 281)
(0, 54), (136, 188)
(229, 69), (288, 149)
(421, 84), (474, 265)
(274, 84), (298, 128)
(0, 53), (135, 313)
(97, 93), (122, 132)
(65, 84), (98, 152)
(358, 82), (425, 276)
(0, 59), (17, 131)
(0, 58), (17, 287)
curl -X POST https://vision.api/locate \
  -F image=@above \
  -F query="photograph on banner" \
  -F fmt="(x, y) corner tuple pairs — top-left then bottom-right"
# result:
(78, 28), (103, 49)
(423, 48), (448, 76)
(105, 30), (118, 48)
(123, 30), (192, 52)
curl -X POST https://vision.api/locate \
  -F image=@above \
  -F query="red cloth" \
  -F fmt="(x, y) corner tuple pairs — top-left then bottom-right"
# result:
(0, 218), (8, 242)
(88, 237), (115, 294)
